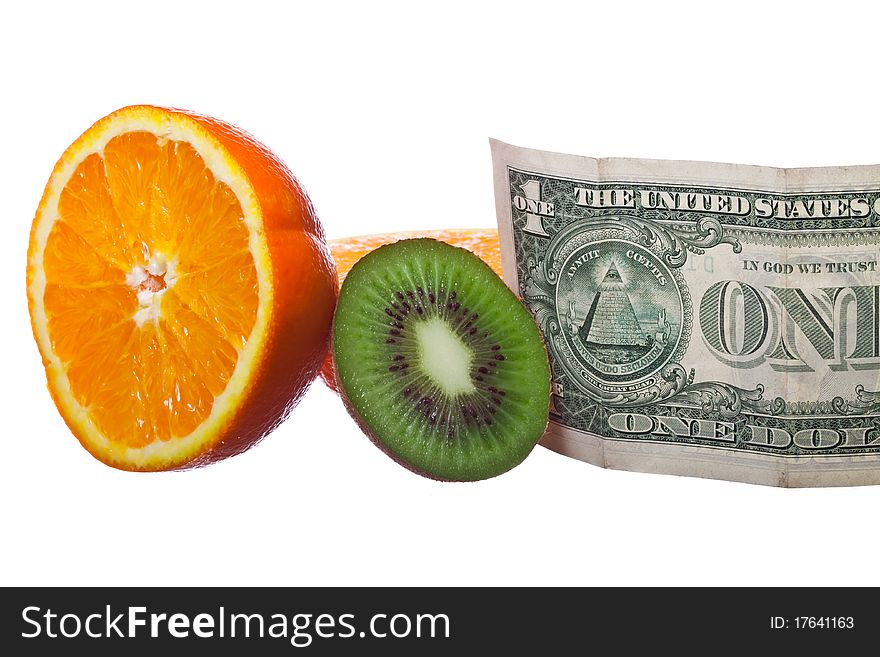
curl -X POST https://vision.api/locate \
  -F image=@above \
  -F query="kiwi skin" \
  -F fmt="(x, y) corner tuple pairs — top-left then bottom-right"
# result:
(332, 238), (551, 482)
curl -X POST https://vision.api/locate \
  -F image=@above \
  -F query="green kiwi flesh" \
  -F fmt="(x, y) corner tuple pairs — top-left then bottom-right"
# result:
(333, 238), (550, 481)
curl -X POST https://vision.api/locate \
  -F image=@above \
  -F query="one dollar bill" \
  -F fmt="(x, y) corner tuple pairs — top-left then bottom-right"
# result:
(491, 139), (880, 487)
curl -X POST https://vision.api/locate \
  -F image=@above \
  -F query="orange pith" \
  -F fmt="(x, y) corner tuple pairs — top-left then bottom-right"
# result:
(320, 228), (500, 391)
(28, 106), (337, 470)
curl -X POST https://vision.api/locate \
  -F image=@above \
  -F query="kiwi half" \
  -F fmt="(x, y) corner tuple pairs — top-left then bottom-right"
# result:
(333, 238), (550, 481)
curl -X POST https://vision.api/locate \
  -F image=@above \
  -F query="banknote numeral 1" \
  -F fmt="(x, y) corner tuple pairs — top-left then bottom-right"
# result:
(514, 180), (553, 237)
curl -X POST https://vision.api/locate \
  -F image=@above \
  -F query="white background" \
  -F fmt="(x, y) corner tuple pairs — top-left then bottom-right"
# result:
(3, 1), (879, 587)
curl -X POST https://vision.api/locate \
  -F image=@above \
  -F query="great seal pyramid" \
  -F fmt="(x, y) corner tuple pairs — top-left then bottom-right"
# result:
(579, 263), (646, 346)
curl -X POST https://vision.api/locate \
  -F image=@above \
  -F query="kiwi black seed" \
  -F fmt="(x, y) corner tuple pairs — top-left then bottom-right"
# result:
(332, 238), (550, 481)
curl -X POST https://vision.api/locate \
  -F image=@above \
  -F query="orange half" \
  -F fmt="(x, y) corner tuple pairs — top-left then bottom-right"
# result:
(27, 106), (336, 470)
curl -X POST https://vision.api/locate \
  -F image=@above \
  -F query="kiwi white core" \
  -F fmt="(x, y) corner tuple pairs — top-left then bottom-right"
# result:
(414, 316), (475, 396)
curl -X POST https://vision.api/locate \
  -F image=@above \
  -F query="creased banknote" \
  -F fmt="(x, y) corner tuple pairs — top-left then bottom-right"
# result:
(491, 139), (880, 486)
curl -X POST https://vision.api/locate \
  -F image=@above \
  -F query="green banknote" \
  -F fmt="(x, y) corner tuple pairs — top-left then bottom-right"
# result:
(491, 140), (880, 486)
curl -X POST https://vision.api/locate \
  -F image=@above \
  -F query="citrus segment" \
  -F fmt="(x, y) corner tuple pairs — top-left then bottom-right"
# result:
(27, 105), (336, 470)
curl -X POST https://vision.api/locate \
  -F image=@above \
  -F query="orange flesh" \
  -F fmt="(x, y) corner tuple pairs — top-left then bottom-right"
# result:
(42, 131), (258, 448)
(329, 229), (501, 287)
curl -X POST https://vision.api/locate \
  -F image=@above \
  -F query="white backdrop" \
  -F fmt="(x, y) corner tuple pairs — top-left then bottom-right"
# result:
(3, 1), (879, 586)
